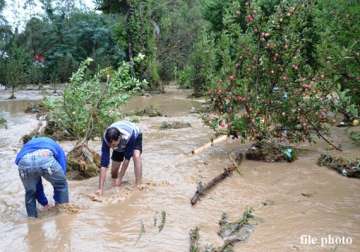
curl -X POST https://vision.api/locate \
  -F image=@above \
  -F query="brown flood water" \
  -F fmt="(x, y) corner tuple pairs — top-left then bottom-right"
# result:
(0, 86), (359, 252)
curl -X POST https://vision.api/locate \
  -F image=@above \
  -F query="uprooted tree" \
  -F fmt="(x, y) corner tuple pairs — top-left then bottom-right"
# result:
(198, 0), (358, 158)
(47, 56), (146, 179)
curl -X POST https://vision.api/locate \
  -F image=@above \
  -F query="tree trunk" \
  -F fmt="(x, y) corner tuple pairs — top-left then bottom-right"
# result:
(126, 4), (135, 75)
(9, 86), (16, 99)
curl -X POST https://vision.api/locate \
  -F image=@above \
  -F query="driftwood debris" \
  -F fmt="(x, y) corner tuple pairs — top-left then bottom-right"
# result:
(191, 153), (243, 206)
(318, 154), (360, 178)
(191, 135), (228, 155)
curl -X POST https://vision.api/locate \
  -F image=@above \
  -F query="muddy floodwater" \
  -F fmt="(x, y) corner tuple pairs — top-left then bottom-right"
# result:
(0, 87), (359, 252)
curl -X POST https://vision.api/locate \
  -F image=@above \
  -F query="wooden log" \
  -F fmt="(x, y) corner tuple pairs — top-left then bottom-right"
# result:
(191, 135), (228, 155)
(190, 153), (243, 206)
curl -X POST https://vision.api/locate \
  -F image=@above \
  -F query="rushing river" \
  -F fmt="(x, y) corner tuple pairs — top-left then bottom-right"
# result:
(0, 87), (359, 252)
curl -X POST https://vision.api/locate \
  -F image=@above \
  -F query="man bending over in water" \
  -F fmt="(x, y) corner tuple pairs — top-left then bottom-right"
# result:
(96, 120), (143, 196)
(15, 137), (69, 217)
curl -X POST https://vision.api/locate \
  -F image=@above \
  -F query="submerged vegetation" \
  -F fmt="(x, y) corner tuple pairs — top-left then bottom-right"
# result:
(190, 208), (255, 252)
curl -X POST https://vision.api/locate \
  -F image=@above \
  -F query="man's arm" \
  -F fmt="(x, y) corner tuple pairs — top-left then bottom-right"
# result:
(36, 179), (48, 206)
(97, 167), (108, 196)
(97, 139), (111, 195)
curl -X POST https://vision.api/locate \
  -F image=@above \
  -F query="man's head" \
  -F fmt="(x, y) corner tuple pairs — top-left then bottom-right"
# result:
(105, 127), (121, 149)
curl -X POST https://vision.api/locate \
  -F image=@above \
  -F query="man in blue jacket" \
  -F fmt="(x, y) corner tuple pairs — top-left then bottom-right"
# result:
(97, 120), (142, 196)
(15, 137), (69, 217)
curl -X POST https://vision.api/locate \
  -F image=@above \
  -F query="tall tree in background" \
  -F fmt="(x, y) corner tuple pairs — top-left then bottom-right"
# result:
(0, 40), (30, 98)
(97, 0), (161, 90)
(157, 0), (204, 83)
(197, 0), (356, 148)
(16, 1), (124, 84)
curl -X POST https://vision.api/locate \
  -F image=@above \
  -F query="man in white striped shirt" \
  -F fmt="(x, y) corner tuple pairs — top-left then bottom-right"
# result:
(96, 121), (143, 196)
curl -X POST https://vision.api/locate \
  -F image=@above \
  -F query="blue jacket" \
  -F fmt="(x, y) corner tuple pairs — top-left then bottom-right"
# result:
(15, 137), (67, 206)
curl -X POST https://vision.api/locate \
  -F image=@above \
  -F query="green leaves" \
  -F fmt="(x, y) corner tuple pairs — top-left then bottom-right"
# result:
(197, 0), (359, 146)
(49, 57), (146, 141)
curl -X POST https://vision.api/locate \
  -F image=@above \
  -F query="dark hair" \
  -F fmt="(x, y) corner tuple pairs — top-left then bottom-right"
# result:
(105, 127), (120, 144)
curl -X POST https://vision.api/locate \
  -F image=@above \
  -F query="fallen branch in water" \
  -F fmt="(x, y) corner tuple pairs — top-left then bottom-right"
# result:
(191, 135), (228, 155)
(191, 153), (243, 206)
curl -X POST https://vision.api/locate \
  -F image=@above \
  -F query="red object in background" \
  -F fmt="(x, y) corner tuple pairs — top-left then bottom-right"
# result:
(246, 15), (254, 23)
(34, 53), (45, 62)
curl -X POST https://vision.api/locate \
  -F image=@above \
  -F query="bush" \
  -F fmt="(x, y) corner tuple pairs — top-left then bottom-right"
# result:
(48, 56), (147, 142)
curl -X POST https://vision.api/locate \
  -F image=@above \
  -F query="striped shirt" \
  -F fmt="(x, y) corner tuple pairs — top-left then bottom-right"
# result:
(101, 121), (141, 167)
